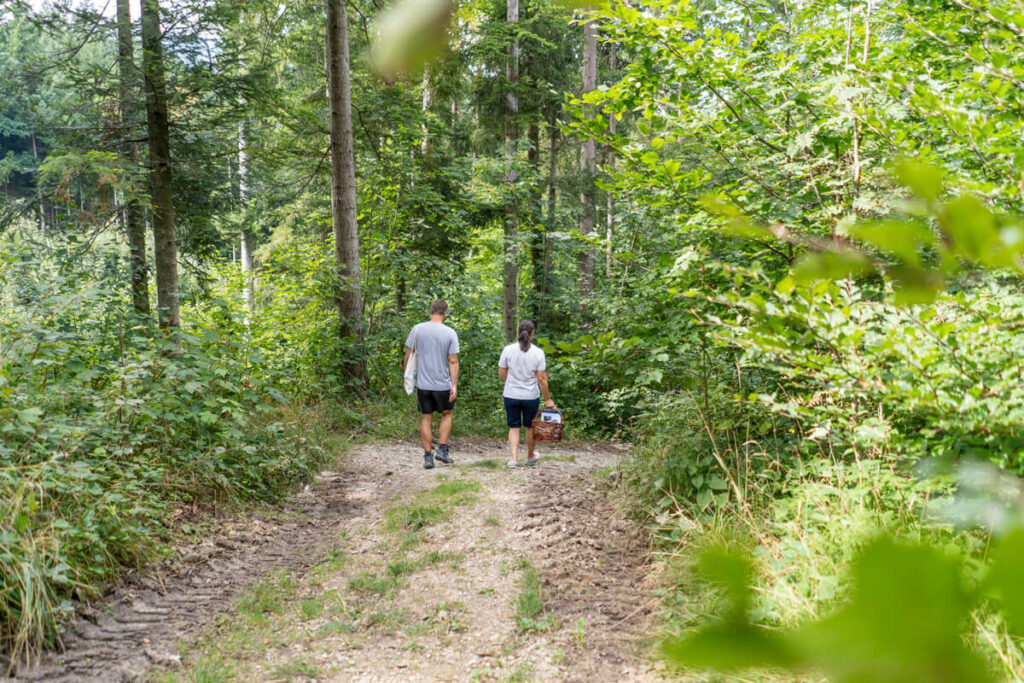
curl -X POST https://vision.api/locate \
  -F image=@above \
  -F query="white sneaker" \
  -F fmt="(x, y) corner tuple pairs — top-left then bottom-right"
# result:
(507, 460), (520, 469)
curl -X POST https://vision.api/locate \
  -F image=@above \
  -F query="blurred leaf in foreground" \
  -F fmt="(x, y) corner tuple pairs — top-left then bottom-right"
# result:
(665, 539), (993, 683)
(370, 0), (455, 78)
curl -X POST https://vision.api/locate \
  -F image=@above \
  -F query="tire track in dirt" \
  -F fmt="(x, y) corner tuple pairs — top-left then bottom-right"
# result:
(13, 440), (657, 682)
(14, 470), (366, 682)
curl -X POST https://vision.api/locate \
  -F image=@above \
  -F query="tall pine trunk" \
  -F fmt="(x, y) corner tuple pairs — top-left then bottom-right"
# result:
(578, 18), (598, 305)
(325, 0), (366, 384)
(140, 0), (179, 328)
(116, 0), (149, 316)
(502, 0), (519, 343)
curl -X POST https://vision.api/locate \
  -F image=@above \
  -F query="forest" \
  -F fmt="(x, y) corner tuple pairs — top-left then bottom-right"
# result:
(3, 0), (1024, 678)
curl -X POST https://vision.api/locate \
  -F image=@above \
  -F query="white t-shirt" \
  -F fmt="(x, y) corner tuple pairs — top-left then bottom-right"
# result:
(499, 343), (546, 400)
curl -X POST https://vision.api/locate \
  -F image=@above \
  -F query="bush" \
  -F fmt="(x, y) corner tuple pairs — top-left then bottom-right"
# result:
(0, 240), (325, 660)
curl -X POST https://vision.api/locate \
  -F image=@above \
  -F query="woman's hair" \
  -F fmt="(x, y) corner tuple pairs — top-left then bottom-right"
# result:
(517, 319), (535, 352)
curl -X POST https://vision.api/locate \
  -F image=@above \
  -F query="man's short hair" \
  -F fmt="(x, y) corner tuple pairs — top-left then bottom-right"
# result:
(430, 299), (448, 315)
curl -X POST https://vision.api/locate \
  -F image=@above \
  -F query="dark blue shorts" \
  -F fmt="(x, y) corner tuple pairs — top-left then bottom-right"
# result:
(504, 397), (540, 429)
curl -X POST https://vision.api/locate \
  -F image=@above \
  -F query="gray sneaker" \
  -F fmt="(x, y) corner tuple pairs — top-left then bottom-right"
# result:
(436, 445), (454, 465)
(424, 451), (435, 469)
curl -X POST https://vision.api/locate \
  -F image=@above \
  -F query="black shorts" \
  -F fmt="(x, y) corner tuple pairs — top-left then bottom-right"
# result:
(504, 397), (540, 429)
(417, 388), (455, 414)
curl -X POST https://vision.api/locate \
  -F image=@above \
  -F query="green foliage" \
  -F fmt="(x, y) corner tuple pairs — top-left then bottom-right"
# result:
(514, 561), (556, 634)
(0, 238), (325, 657)
(383, 478), (481, 535)
(664, 536), (1022, 682)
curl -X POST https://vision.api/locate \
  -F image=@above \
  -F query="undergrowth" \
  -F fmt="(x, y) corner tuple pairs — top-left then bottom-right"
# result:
(0, 252), (333, 665)
(626, 384), (1024, 680)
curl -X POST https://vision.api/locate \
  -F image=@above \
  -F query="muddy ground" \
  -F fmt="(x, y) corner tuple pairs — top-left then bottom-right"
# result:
(16, 440), (659, 682)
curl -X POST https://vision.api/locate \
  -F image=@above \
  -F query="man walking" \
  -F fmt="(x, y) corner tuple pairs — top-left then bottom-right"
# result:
(403, 299), (459, 469)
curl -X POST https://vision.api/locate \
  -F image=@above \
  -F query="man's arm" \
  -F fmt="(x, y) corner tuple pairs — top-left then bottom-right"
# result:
(402, 346), (412, 372)
(448, 354), (459, 402)
(536, 369), (555, 408)
(498, 367), (508, 381)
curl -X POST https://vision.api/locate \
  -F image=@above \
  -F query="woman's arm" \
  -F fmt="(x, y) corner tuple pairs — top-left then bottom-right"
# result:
(536, 369), (554, 408)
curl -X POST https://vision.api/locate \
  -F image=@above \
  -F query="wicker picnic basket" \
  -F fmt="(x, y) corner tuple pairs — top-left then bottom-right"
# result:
(531, 408), (564, 442)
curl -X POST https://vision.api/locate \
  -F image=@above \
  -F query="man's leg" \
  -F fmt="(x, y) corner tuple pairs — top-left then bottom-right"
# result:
(439, 410), (453, 445)
(526, 428), (535, 458)
(420, 413), (433, 453)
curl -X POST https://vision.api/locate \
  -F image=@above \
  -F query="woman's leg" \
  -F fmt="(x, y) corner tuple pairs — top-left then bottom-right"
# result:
(504, 397), (522, 464)
(522, 399), (540, 461)
(508, 427), (520, 462)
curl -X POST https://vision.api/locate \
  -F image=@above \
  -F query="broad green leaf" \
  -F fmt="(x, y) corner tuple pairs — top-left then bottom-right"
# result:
(792, 251), (874, 283)
(894, 161), (945, 202)
(986, 528), (1024, 638)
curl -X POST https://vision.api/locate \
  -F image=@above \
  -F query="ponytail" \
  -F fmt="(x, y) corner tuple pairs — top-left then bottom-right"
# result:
(517, 319), (535, 352)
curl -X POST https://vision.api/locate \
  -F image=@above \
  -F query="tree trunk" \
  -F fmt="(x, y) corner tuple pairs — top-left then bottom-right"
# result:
(605, 41), (616, 279)
(421, 68), (433, 156)
(542, 112), (558, 309)
(502, 0), (519, 343)
(30, 132), (45, 232)
(578, 18), (598, 304)
(238, 121), (255, 316)
(527, 122), (544, 323)
(140, 0), (179, 328)
(116, 0), (150, 316)
(325, 0), (366, 384)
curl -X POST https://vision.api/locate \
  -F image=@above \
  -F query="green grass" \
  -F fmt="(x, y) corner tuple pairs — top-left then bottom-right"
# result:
(317, 619), (356, 636)
(237, 572), (297, 622)
(188, 655), (237, 683)
(514, 561), (557, 633)
(484, 516), (501, 526)
(348, 571), (400, 595)
(387, 557), (420, 576)
(384, 478), (482, 534)
(272, 657), (318, 680)
(364, 607), (410, 631)
(420, 549), (464, 569)
(507, 663), (534, 682)
(310, 544), (347, 577)
(465, 458), (502, 469)
(298, 596), (324, 619)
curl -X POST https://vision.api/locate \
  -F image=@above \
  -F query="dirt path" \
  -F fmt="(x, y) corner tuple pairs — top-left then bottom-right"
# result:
(18, 440), (658, 682)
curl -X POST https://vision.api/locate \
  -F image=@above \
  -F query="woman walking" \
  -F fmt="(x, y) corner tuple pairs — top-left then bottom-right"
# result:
(498, 320), (555, 468)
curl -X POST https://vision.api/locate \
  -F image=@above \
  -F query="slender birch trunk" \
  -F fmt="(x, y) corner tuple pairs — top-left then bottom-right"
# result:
(578, 18), (598, 304)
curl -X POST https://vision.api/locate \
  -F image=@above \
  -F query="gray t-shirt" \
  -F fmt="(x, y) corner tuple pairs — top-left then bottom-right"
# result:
(405, 322), (460, 391)
(499, 343), (546, 400)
